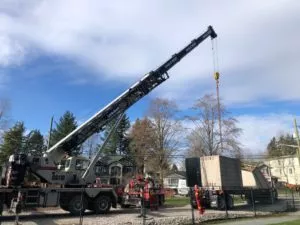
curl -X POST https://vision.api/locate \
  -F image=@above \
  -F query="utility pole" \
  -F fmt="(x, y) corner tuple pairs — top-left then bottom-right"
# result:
(293, 118), (300, 156)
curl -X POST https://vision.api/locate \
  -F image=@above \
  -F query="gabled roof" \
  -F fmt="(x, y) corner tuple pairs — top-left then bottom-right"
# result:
(97, 155), (136, 167)
(165, 170), (186, 178)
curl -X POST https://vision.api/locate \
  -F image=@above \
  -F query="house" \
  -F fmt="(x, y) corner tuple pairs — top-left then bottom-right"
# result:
(163, 171), (186, 192)
(242, 162), (273, 183)
(264, 155), (300, 185)
(95, 155), (137, 185)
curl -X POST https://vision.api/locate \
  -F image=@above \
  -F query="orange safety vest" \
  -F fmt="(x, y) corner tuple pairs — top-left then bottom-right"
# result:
(144, 180), (150, 200)
(194, 185), (205, 215)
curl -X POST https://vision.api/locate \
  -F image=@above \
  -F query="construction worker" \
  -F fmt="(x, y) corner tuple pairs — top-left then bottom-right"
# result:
(194, 185), (205, 215)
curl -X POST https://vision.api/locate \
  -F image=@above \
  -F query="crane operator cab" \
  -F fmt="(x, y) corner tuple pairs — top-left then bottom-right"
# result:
(63, 156), (89, 175)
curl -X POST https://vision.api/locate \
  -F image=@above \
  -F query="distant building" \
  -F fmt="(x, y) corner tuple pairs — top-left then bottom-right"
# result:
(163, 171), (186, 192)
(95, 155), (136, 185)
(264, 155), (300, 185)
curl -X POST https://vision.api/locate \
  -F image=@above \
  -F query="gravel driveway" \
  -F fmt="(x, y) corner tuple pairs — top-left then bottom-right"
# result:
(0, 200), (290, 225)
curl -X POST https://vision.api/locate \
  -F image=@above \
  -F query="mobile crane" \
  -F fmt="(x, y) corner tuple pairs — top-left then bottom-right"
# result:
(0, 25), (217, 216)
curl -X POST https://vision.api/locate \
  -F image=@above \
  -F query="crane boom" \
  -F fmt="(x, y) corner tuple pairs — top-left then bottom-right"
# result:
(46, 26), (217, 163)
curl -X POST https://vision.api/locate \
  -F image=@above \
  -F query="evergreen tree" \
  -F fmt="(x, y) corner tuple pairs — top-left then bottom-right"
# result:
(0, 121), (25, 164)
(50, 111), (78, 155)
(267, 137), (278, 156)
(267, 134), (297, 157)
(171, 163), (178, 172)
(24, 130), (45, 156)
(99, 114), (131, 155)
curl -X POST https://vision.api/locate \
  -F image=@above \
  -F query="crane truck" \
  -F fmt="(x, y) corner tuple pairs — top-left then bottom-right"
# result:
(0, 25), (217, 216)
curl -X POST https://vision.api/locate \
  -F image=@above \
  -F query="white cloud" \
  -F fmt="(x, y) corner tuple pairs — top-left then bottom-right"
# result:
(0, 36), (25, 66)
(0, 0), (299, 105)
(236, 114), (298, 154)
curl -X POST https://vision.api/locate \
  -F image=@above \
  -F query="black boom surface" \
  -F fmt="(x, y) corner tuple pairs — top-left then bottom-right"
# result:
(185, 157), (201, 187)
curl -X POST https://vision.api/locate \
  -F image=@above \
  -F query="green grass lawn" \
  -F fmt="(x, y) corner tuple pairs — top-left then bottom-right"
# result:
(164, 196), (190, 207)
(268, 220), (300, 225)
(233, 195), (246, 204)
(164, 195), (245, 208)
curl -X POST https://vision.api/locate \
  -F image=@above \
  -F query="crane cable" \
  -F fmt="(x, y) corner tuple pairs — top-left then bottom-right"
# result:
(211, 38), (224, 152)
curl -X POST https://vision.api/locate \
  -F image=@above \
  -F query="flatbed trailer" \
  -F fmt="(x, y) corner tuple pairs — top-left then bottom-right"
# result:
(186, 156), (278, 210)
(190, 186), (278, 210)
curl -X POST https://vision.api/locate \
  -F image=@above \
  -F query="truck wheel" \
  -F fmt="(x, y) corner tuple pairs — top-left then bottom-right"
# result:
(217, 196), (226, 210)
(159, 195), (165, 206)
(93, 195), (111, 214)
(59, 197), (69, 211)
(226, 195), (234, 209)
(0, 201), (3, 215)
(246, 196), (253, 205)
(68, 195), (87, 216)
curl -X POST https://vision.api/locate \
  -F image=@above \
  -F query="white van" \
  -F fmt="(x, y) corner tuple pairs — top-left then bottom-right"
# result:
(177, 179), (189, 196)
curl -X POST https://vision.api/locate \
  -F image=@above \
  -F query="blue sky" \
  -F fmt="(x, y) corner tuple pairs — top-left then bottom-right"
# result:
(0, 0), (300, 153)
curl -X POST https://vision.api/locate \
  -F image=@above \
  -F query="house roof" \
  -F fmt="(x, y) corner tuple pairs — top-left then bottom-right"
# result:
(97, 155), (136, 167)
(165, 170), (186, 178)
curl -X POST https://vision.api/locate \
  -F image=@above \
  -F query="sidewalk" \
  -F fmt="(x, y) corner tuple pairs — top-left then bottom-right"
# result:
(213, 211), (300, 225)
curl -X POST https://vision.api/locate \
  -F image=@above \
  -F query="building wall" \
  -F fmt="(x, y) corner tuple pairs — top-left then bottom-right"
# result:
(163, 173), (185, 189)
(265, 156), (300, 185)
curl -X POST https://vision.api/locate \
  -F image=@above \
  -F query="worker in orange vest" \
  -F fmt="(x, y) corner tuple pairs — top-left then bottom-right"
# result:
(194, 184), (205, 215)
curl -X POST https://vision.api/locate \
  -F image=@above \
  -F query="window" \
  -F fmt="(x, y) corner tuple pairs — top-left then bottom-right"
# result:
(65, 159), (71, 168)
(289, 168), (293, 174)
(110, 177), (120, 185)
(95, 165), (109, 176)
(123, 166), (134, 175)
(111, 166), (121, 176)
(75, 159), (89, 170)
(168, 178), (178, 186)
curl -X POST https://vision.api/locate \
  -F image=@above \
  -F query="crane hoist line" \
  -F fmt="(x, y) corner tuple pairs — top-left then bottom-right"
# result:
(0, 25), (217, 216)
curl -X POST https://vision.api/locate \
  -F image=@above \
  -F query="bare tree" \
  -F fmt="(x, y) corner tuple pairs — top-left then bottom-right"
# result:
(186, 94), (242, 157)
(129, 118), (155, 174)
(81, 133), (101, 159)
(0, 98), (11, 143)
(146, 98), (183, 183)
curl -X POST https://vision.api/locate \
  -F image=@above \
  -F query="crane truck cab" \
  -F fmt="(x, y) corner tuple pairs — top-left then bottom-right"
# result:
(64, 156), (89, 173)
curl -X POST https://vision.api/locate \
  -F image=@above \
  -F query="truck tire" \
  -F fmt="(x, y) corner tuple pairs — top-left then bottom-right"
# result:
(158, 195), (165, 206)
(93, 195), (111, 214)
(226, 195), (234, 209)
(68, 195), (87, 216)
(59, 194), (70, 211)
(0, 201), (3, 215)
(217, 196), (226, 210)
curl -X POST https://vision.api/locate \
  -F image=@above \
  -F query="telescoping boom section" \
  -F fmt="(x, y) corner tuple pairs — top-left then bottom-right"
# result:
(46, 26), (217, 163)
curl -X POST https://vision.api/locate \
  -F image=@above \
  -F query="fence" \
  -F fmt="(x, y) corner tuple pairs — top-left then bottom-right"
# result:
(184, 185), (300, 225)
(1, 186), (299, 225)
